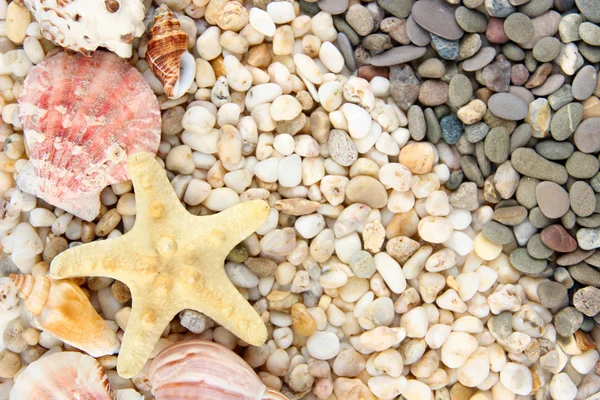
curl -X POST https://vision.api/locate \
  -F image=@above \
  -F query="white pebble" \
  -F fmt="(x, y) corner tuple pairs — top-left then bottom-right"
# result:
(374, 252), (406, 294)
(249, 7), (276, 36)
(306, 331), (340, 360)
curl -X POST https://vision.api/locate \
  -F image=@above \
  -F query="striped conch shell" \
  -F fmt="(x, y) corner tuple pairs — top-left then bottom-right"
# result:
(9, 351), (115, 400)
(146, 4), (195, 99)
(149, 340), (289, 400)
(10, 274), (120, 357)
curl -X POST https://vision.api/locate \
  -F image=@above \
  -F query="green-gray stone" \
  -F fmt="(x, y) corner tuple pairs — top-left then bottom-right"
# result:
(550, 102), (584, 141)
(504, 12), (534, 43)
(511, 148), (568, 184)
(448, 74), (473, 108)
(455, 6), (488, 33)
(488, 312), (513, 341)
(484, 127), (510, 164)
(518, 0), (553, 17)
(445, 170), (464, 190)
(502, 43), (526, 61)
(408, 105), (426, 141)
(569, 263), (600, 286)
(527, 234), (554, 259)
(532, 37), (562, 62)
(476, 141), (493, 178)
(579, 22), (600, 46)
(554, 307), (584, 336)
(299, 0), (320, 16)
(529, 207), (556, 228)
(516, 177), (540, 209)
(460, 156), (484, 187)
(577, 213), (600, 228)
(579, 42), (600, 63)
(377, 0), (414, 18)
(510, 248), (548, 274)
(562, 209), (577, 229)
(548, 85), (574, 111)
(566, 151), (600, 179)
(535, 140), (574, 160)
(576, 0), (600, 24)
(483, 221), (515, 245)
(559, 13), (582, 43)
(425, 107), (441, 143)
(510, 124), (532, 153)
(456, 135), (475, 155)
(333, 17), (360, 46)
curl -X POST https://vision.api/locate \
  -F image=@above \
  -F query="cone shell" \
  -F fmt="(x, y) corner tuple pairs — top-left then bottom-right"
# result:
(10, 274), (120, 357)
(9, 351), (114, 400)
(17, 50), (161, 222)
(146, 4), (190, 99)
(149, 340), (288, 400)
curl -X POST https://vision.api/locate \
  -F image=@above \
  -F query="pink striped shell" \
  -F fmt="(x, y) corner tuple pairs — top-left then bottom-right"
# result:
(17, 50), (161, 222)
(149, 340), (288, 400)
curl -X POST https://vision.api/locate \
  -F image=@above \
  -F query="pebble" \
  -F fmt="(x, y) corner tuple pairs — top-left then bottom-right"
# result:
(399, 143), (435, 174)
(574, 118), (600, 153)
(509, 248), (547, 274)
(411, 0), (464, 40)
(554, 307), (583, 336)
(486, 0), (516, 17)
(569, 181), (596, 217)
(345, 176), (388, 209)
(306, 331), (340, 360)
(483, 221), (514, 245)
(455, 7), (487, 33)
(484, 127), (510, 163)
(576, 0), (600, 23)
(504, 13), (534, 44)
(328, 130), (358, 167)
(440, 115), (462, 144)
(430, 34), (460, 60)
(540, 224), (577, 252)
(440, 332), (478, 368)
(500, 362), (532, 396)
(532, 37), (562, 62)
(374, 252), (406, 294)
(370, 46), (427, 67)
(569, 263), (600, 286)
(550, 102), (583, 141)
(418, 80), (449, 106)
(572, 65), (598, 101)
(487, 93), (528, 121)
(318, 0), (349, 15)
(536, 181), (570, 219)
(345, 4), (374, 36)
(462, 47), (496, 72)
(550, 373), (578, 400)
(527, 233), (554, 259)
(449, 74), (473, 108)
(536, 281), (568, 309)
(511, 148), (568, 184)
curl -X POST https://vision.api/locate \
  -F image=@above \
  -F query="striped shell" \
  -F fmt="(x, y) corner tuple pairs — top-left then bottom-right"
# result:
(17, 50), (161, 222)
(146, 4), (195, 99)
(10, 274), (120, 357)
(9, 351), (114, 400)
(149, 340), (288, 400)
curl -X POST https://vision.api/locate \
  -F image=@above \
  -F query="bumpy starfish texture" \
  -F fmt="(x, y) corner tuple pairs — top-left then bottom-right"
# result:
(50, 152), (270, 378)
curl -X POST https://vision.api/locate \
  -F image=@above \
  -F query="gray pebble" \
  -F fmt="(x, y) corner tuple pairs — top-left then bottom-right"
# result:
(566, 151), (600, 179)
(485, 0), (515, 17)
(345, 4), (375, 36)
(448, 74), (473, 108)
(299, 0), (320, 15)
(487, 312), (513, 341)
(521, 10), (562, 50)
(559, 13), (582, 43)
(557, 248), (594, 266)
(334, 17), (360, 46)
(502, 43), (526, 61)
(532, 37), (561, 62)
(377, 0), (414, 19)
(476, 141), (493, 177)
(516, 177), (539, 209)
(585, 250), (600, 267)
(406, 14), (431, 46)
(457, 135), (475, 155)
(509, 248), (548, 274)
(572, 65), (598, 101)
(318, 0), (349, 15)
(484, 127), (510, 163)
(536, 180), (570, 218)
(529, 207), (556, 229)
(535, 141), (574, 160)
(511, 148), (568, 184)
(455, 6), (488, 33)
(550, 102), (584, 141)
(488, 93), (528, 121)
(518, 0), (553, 18)
(554, 266), (575, 288)
(562, 209), (577, 229)
(390, 64), (420, 111)
(579, 42), (600, 63)
(362, 33), (393, 51)
(430, 34), (460, 60)
(537, 281), (568, 308)
(510, 124), (532, 153)
(577, 213), (600, 228)
(446, 170), (464, 190)
(527, 234), (554, 259)
(577, 227), (600, 250)
(408, 105), (426, 140)
(554, 307), (584, 336)
(576, 0), (600, 23)
(570, 181), (596, 217)
(462, 46), (496, 72)
(548, 84), (574, 111)
(460, 156), (484, 187)
(412, 0), (464, 40)
(481, 59), (512, 92)
(449, 182), (480, 210)
(531, 74), (565, 97)
(504, 12), (534, 44)
(591, 172), (600, 192)
(336, 33), (357, 71)
(425, 107), (441, 143)
(465, 122), (490, 143)
(483, 221), (515, 245)
(574, 118), (600, 154)
(579, 21), (600, 45)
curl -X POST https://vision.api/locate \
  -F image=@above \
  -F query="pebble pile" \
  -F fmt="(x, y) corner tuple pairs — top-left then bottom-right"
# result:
(0, 0), (599, 399)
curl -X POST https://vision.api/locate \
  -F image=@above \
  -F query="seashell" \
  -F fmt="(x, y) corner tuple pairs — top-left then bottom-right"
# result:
(9, 351), (114, 399)
(17, 50), (161, 222)
(149, 340), (289, 400)
(146, 4), (195, 99)
(10, 274), (120, 357)
(23, 0), (145, 58)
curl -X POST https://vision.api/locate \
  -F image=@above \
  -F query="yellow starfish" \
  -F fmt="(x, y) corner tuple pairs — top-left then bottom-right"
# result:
(50, 152), (270, 378)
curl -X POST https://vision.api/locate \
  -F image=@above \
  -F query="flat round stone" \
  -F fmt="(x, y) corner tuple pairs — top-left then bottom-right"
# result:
(574, 118), (600, 153)
(462, 47), (496, 72)
(318, 0), (349, 14)
(509, 248), (547, 274)
(569, 181), (596, 217)
(412, 0), (464, 40)
(369, 46), (427, 67)
(406, 14), (431, 46)
(537, 281), (568, 308)
(536, 181), (570, 218)
(503, 13), (534, 44)
(540, 224), (577, 252)
(488, 93), (528, 120)
(572, 65), (598, 101)
(570, 263), (600, 286)
(576, 0), (600, 24)
(573, 287), (600, 317)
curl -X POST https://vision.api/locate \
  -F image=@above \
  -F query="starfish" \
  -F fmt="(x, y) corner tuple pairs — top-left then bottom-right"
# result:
(50, 152), (270, 378)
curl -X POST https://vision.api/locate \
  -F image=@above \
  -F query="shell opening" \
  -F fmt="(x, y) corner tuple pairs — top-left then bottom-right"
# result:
(170, 51), (195, 100)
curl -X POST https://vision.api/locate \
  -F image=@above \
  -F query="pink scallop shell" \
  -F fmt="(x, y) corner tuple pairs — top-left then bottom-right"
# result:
(17, 51), (161, 221)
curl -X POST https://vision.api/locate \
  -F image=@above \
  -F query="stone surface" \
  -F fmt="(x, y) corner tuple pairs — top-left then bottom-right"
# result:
(569, 181), (596, 217)
(537, 281), (568, 308)
(503, 13), (534, 44)
(369, 46), (427, 67)
(540, 224), (577, 252)
(412, 0), (464, 40)
(550, 102), (583, 141)
(487, 93), (528, 120)
(573, 287), (600, 317)
(536, 181), (570, 219)
(554, 307), (584, 336)
(511, 148), (568, 184)
(569, 263), (600, 286)
(509, 248), (547, 274)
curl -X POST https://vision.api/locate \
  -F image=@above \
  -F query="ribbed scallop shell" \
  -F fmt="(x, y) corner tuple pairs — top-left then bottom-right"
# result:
(146, 4), (194, 99)
(17, 50), (161, 222)
(9, 351), (114, 400)
(10, 274), (120, 357)
(149, 340), (289, 400)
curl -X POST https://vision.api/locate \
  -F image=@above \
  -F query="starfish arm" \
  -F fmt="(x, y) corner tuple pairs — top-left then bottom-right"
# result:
(197, 200), (270, 256)
(126, 152), (188, 224)
(186, 269), (267, 346)
(49, 236), (130, 282)
(116, 292), (177, 378)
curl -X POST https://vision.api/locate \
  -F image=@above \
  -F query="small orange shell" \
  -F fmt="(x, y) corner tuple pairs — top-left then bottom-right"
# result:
(146, 4), (193, 99)
(149, 340), (288, 400)
(10, 274), (120, 357)
(9, 351), (114, 400)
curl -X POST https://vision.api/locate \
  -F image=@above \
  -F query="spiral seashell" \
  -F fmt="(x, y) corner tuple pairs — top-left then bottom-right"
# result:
(9, 351), (114, 400)
(149, 340), (289, 400)
(10, 274), (120, 357)
(146, 4), (195, 99)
